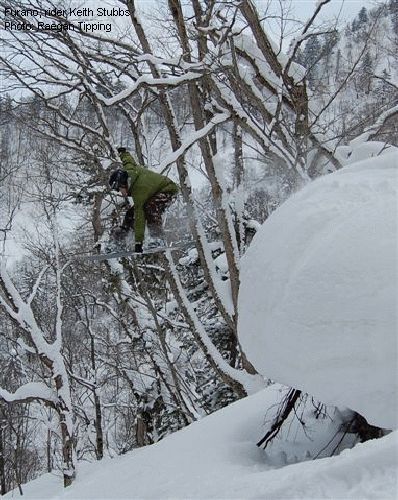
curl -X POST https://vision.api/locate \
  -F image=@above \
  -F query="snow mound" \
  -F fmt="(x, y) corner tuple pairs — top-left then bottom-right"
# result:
(5, 387), (398, 499)
(238, 150), (398, 430)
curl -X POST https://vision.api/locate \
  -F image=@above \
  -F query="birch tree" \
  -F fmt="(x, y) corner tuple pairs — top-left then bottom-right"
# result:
(0, 255), (76, 487)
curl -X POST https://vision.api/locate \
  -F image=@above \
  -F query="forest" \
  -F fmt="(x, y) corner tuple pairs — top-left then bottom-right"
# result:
(0, 0), (397, 496)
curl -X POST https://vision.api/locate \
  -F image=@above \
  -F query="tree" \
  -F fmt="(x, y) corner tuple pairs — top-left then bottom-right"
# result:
(358, 7), (369, 27)
(302, 35), (322, 87)
(389, 0), (398, 45)
(0, 256), (76, 487)
(358, 51), (373, 93)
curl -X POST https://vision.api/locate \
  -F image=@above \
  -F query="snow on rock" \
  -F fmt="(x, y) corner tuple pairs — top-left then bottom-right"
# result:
(238, 150), (398, 430)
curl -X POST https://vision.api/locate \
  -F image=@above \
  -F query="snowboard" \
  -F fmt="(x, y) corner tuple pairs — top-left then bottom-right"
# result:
(84, 246), (181, 261)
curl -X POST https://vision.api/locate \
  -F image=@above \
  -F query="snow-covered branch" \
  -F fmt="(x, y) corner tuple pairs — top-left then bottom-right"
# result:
(159, 112), (231, 172)
(165, 251), (264, 397)
(351, 105), (398, 145)
(0, 382), (57, 405)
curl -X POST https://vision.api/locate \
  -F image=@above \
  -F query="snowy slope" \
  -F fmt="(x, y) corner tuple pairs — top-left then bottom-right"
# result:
(238, 149), (398, 430)
(4, 386), (398, 499)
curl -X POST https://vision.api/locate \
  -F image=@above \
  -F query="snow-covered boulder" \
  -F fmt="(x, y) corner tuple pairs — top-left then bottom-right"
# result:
(238, 150), (398, 430)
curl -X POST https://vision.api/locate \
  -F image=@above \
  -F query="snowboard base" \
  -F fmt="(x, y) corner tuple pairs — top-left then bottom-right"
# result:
(84, 246), (180, 261)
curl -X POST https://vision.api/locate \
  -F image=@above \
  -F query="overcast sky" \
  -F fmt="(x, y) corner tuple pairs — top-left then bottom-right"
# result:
(289, 0), (376, 22)
(252, 0), (378, 46)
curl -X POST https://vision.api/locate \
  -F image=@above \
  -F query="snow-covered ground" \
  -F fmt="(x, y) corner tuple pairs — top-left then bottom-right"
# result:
(4, 386), (398, 500)
(239, 149), (398, 430)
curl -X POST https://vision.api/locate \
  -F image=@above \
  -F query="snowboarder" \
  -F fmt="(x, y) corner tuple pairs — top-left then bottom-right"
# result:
(109, 147), (179, 253)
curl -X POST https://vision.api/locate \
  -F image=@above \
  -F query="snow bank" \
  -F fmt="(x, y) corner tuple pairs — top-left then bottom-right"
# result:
(335, 141), (395, 166)
(238, 150), (398, 429)
(5, 386), (398, 499)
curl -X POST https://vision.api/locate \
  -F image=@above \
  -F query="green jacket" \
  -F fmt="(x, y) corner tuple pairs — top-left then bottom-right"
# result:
(120, 151), (179, 243)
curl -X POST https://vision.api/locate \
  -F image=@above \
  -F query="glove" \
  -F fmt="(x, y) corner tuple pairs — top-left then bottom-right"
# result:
(117, 147), (127, 154)
(134, 242), (143, 253)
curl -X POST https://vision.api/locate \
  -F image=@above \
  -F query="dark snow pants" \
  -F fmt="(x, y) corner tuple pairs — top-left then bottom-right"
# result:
(122, 192), (175, 238)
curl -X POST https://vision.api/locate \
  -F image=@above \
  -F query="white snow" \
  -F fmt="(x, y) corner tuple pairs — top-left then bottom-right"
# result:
(4, 386), (397, 499)
(214, 252), (229, 276)
(234, 33), (306, 84)
(238, 150), (398, 430)
(335, 140), (395, 166)
(0, 382), (57, 404)
(159, 112), (230, 171)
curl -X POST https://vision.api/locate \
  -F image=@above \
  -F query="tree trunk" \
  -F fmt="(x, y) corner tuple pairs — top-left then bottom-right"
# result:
(292, 82), (310, 172)
(54, 375), (76, 487)
(59, 413), (75, 488)
(89, 331), (104, 460)
(92, 192), (104, 243)
(0, 417), (6, 495)
(46, 427), (52, 473)
(135, 416), (147, 447)
(233, 122), (244, 253)
(93, 391), (104, 460)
